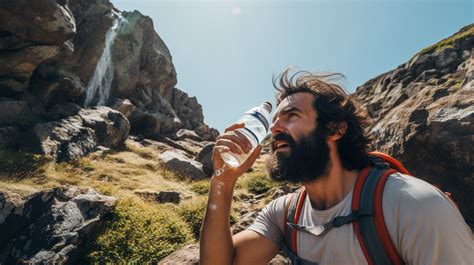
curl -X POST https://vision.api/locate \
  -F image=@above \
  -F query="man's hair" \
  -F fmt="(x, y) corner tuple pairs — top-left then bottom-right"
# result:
(273, 68), (373, 171)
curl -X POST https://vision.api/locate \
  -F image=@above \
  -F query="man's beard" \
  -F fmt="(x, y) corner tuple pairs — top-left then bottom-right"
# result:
(265, 128), (330, 184)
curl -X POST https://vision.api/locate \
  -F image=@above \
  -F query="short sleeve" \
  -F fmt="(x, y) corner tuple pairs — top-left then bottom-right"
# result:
(246, 194), (290, 246)
(383, 173), (474, 265)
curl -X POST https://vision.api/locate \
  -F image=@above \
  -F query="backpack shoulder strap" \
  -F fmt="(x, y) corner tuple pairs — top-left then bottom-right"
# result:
(283, 187), (307, 255)
(352, 154), (405, 265)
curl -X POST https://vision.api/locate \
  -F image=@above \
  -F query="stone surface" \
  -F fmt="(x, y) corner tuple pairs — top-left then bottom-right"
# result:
(25, 107), (129, 162)
(354, 24), (474, 220)
(110, 98), (135, 118)
(0, 0), (76, 45)
(0, 126), (19, 148)
(0, 186), (116, 264)
(158, 150), (206, 180)
(195, 143), (215, 178)
(0, 100), (33, 126)
(158, 244), (199, 265)
(78, 107), (130, 148)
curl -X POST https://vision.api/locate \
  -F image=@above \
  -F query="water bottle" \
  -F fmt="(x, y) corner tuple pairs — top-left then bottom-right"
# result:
(220, 102), (272, 167)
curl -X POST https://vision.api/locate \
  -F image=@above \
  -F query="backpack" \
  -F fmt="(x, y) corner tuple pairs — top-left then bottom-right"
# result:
(281, 151), (453, 265)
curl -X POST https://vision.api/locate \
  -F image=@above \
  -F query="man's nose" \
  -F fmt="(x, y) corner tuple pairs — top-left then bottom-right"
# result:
(270, 119), (284, 135)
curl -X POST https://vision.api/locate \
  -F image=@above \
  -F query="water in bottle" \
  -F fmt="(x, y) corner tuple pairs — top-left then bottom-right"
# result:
(220, 102), (272, 167)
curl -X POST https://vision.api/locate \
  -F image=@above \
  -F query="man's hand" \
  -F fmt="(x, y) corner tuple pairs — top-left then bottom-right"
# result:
(200, 122), (263, 265)
(212, 122), (262, 184)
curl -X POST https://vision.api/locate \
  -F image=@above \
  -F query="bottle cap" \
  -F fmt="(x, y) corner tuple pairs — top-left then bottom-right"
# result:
(262, 101), (272, 112)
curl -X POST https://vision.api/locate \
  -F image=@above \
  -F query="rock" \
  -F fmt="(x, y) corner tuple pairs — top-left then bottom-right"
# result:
(27, 115), (97, 162)
(0, 31), (34, 50)
(175, 129), (202, 142)
(435, 48), (459, 69)
(78, 107), (130, 148)
(46, 103), (82, 120)
(0, 126), (19, 148)
(0, 0), (76, 45)
(0, 45), (60, 83)
(158, 243), (199, 265)
(0, 78), (27, 97)
(110, 98), (135, 118)
(24, 107), (129, 162)
(0, 186), (116, 264)
(354, 25), (474, 221)
(29, 76), (85, 108)
(113, 11), (176, 100)
(196, 143), (215, 177)
(134, 190), (181, 204)
(158, 150), (206, 180)
(157, 191), (181, 204)
(0, 100), (33, 126)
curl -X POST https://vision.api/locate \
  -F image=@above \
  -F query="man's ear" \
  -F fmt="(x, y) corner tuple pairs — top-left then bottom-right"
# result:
(327, 121), (348, 141)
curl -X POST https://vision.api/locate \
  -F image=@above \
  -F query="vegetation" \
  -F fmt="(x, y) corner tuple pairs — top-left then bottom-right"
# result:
(0, 140), (282, 262)
(86, 197), (192, 263)
(418, 24), (474, 55)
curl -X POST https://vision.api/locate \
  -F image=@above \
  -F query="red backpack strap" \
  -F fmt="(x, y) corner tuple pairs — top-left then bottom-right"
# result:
(283, 187), (307, 254)
(352, 154), (405, 265)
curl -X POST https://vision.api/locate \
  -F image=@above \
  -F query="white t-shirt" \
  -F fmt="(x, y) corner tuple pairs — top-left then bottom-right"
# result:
(248, 173), (473, 264)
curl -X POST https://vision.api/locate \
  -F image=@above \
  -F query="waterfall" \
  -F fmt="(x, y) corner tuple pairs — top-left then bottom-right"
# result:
(84, 13), (127, 106)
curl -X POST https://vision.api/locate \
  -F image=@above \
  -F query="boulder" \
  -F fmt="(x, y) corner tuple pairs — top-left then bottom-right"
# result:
(78, 107), (130, 148)
(28, 115), (97, 162)
(0, 0), (76, 45)
(0, 186), (116, 264)
(25, 107), (129, 162)
(157, 191), (181, 204)
(46, 103), (82, 121)
(110, 98), (135, 118)
(0, 100), (33, 126)
(158, 150), (206, 180)
(0, 45), (60, 83)
(29, 76), (85, 108)
(195, 143), (215, 177)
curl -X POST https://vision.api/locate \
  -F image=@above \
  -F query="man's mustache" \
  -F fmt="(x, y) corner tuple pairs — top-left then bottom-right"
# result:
(271, 133), (297, 151)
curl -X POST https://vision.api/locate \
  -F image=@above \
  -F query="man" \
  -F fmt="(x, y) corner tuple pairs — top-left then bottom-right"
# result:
(200, 69), (473, 264)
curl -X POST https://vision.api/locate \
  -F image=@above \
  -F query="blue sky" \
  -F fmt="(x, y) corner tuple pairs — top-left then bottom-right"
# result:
(111, 0), (473, 132)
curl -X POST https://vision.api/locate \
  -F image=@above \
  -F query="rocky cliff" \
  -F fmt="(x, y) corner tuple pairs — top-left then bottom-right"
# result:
(354, 24), (473, 220)
(0, 0), (218, 162)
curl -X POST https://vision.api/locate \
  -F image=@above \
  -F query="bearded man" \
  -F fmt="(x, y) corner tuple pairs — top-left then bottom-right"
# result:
(200, 69), (473, 265)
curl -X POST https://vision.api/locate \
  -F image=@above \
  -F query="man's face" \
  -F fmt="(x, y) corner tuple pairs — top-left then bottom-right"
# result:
(266, 92), (331, 183)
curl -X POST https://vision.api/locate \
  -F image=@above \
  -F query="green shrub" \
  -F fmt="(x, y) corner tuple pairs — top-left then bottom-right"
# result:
(190, 180), (210, 195)
(178, 196), (207, 240)
(86, 198), (192, 263)
(243, 173), (274, 195)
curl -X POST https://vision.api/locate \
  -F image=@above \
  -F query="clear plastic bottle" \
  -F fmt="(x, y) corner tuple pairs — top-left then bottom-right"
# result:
(220, 102), (272, 167)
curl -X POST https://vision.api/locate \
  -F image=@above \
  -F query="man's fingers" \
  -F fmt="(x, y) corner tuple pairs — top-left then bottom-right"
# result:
(215, 139), (243, 154)
(217, 132), (251, 153)
(240, 145), (262, 170)
(224, 122), (245, 133)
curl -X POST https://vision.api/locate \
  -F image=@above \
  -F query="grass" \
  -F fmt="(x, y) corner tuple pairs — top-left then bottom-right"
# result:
(86, 197), (192, 263)
(418, 24), (474, 55)
(0, 139), (289, 262)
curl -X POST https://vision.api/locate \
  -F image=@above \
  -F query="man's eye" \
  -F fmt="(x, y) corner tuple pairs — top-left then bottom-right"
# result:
(288, 113), (298, 118)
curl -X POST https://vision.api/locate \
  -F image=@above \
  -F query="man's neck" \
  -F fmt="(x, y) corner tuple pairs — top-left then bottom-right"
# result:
(303, 152), (360, 211)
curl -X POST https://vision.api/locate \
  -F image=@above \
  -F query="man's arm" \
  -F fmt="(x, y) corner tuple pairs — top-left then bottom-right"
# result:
(200, 123), (278, 264)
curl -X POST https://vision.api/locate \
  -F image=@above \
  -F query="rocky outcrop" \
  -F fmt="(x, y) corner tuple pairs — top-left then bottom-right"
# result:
(24, 107), (129, 162)
(0, 186), (116, 264)
(0, 0), (217, 162)
(354, 24), (474, 220)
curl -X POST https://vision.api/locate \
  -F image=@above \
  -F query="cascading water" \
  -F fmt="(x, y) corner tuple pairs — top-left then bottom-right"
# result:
(84, 13), (127, 106)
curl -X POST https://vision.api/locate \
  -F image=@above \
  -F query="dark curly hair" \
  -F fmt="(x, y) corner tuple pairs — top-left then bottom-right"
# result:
(273, 68), (373, 171)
